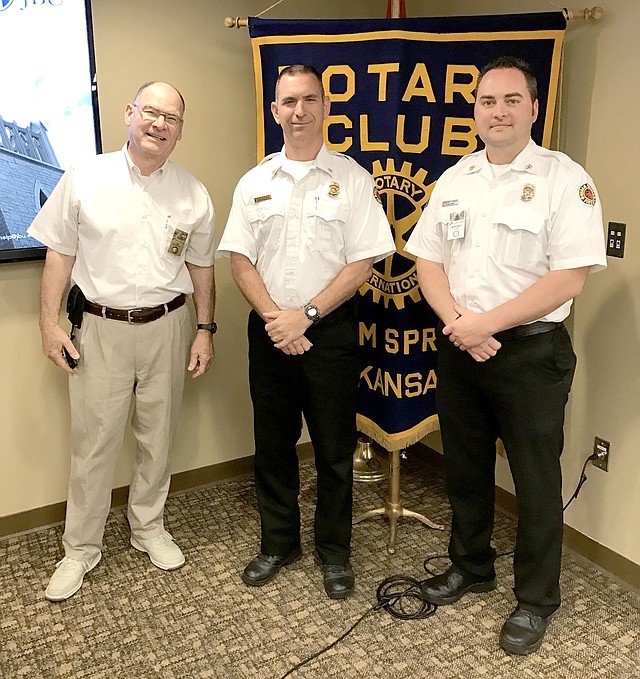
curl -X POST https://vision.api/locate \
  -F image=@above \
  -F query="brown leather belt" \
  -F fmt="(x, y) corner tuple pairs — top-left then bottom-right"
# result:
(494, 321), (563, 342)
(84, 293), (186, 324)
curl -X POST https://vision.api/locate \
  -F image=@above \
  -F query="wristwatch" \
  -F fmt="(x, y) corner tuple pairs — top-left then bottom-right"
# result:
(303, 303), (321, 324)
(196, 322), (218, 334)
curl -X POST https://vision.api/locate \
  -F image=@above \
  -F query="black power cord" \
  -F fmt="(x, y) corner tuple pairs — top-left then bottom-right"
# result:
(278, 579), (437, 679)
(564, 452), (599, 511)
(277, 450), (597, 678)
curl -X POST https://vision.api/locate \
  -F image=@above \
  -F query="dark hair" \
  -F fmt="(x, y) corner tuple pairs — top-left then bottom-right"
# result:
(275, 64), (325, 98)
(475, 56), (538, 102)
(134, 81), (186, 115)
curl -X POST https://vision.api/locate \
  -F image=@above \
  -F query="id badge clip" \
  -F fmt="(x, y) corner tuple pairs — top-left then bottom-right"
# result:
(447, 210), (466, 241)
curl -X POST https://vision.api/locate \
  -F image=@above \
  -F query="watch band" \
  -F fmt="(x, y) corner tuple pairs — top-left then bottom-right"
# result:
(196, 322), (217, 334)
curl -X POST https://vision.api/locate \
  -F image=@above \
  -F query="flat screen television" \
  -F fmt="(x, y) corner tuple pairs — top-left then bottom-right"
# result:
(0, 0), (101, 263)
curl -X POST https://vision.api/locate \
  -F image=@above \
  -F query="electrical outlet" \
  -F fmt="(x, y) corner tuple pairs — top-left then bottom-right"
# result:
(606, 222), (626, 258)
(592, 436), (610, 471)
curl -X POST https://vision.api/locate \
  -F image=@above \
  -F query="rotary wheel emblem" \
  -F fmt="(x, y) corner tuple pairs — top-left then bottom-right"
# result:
(360, 159), (436, 309)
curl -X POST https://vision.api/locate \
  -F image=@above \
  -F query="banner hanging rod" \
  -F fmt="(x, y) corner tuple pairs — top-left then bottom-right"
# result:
(224, 6), (604, 28)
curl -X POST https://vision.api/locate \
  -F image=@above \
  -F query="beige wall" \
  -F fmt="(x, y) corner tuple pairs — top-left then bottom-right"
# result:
(1, 1), (638, 569)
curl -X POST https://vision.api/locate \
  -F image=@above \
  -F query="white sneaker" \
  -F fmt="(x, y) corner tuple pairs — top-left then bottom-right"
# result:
(45, 553), (102, 601)
(130, 530), (185, 570)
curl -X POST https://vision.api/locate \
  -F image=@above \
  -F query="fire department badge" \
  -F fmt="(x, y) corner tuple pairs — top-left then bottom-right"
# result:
(579, 183), (596, 206)
(521, 184), (536, 202)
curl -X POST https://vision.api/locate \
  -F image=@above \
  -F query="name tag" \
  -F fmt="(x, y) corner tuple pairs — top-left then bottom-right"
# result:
(447, 210), (466, 241)
(168, 228), (188, 256)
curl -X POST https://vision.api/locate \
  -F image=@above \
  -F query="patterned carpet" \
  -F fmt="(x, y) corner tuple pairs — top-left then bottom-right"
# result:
(1, 450), (639, 679)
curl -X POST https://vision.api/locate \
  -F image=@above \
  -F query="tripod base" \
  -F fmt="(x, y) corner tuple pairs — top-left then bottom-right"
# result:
(353, 448), (444, 554)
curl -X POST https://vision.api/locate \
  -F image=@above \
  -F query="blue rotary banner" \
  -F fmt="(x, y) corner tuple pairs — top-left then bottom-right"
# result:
(249, 12), (565, 450)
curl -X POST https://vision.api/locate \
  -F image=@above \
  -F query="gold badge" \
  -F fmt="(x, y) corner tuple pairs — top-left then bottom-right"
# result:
(328, 182), (340, 197)
(254, 194), (271, 203)
(521, 184), (536, 202)
(579, 183), (597, 206)
(168, 228), (188, 256)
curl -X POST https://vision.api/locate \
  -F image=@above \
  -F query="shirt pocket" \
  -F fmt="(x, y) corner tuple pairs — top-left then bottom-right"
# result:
(246, 199), (285, 251)
(490, 206), (545, 269)
(162, 219), (193, 260)
(308, 196), (350, 252)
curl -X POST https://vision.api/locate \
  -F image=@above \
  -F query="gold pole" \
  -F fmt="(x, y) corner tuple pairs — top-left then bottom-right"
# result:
(224, 8), (605, 28)
(354, 448), (444, 554)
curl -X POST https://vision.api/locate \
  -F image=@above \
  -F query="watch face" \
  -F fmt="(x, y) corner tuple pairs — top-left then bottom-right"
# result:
(305, 304), (320, 323)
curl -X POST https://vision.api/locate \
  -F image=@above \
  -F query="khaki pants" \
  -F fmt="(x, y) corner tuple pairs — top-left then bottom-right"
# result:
(62, 305), (191, 561)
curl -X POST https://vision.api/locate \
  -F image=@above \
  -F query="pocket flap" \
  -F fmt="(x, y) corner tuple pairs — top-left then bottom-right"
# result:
(492, 207), (544, 235)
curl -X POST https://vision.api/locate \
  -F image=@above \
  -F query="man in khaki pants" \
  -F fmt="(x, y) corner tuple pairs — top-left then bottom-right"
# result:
(28, 81), (217, 601)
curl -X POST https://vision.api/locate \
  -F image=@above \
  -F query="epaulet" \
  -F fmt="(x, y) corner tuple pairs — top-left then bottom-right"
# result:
(327, 149), (360, 167)
(459, 150), (482, 166)
(257, 152), (279, 167)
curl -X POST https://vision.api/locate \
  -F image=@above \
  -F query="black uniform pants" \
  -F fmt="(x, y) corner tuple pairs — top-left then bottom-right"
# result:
(247, 303), (360, 565)
(436, 323), (576, 617)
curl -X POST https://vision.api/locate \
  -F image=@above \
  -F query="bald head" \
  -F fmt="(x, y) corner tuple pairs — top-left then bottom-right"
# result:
(134, 81), (185, 116)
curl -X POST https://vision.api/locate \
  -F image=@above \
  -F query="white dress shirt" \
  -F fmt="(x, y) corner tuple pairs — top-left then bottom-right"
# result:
(406, 139), (607, 322)
(218, 144), (395, 309)
(28, 146), (216, 307)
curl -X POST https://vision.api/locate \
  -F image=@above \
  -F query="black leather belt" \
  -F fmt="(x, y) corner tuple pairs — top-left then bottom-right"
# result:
(494, 321), (563, 342)
(84, 293), (186, 324)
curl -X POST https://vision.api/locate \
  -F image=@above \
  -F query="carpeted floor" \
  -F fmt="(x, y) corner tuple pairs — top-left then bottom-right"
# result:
(1, 450), (639, 679)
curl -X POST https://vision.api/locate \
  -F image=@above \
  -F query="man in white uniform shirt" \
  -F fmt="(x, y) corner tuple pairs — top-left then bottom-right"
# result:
(218, 65), (394, 599)
(406, 57), (606, 654)
(29, 81), (217, 601)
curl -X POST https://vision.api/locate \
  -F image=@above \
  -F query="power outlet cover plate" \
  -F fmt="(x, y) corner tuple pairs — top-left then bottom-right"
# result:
(592, 436), (610, 471)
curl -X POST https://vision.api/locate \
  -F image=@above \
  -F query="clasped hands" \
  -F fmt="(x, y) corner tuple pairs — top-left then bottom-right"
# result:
(264, 309), (313, 355)
(443, 303), (502, 363)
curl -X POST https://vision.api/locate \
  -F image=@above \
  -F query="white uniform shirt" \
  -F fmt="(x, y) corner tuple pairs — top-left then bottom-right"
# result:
(406, 139), (607, 322)
(218, 144), (395, 309)
(28, 146), (216, 307)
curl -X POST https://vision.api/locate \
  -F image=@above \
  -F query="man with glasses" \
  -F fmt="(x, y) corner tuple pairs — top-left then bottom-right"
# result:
(29, 81), (217, 601)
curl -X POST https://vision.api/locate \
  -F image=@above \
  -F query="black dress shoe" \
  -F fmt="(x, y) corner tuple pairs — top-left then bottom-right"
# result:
(241, 548), (302, 586)
(322, 562), (355, 599)
(421, 565), (496, 605)
(500, 607), (550, 655)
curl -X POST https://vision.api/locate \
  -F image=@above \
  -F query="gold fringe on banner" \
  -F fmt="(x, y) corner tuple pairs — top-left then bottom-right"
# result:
(357, 414), (440, 452)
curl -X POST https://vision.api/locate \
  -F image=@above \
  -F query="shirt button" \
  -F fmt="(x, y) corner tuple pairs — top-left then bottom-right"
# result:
(475, 243), (480, 247)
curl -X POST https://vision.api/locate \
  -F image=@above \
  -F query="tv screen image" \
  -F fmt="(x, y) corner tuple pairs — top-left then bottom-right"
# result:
(0, 0), (101, 263)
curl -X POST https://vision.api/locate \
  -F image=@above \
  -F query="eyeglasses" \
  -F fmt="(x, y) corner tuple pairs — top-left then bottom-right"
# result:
(133, 104), (183, 127)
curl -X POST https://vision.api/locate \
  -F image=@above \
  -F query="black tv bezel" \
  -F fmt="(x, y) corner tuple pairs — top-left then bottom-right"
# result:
(0, 0), (102, 265)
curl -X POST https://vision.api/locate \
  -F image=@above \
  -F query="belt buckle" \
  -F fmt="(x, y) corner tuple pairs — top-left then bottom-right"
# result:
(127, 308), (144, 324)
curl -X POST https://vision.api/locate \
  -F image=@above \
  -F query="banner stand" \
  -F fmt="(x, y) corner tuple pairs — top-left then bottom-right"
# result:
(353, 448), (444, 554)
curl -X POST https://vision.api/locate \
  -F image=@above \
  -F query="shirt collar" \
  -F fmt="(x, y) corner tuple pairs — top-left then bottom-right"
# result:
(462, 138), (539, 177)
(122, 143), (168, 178)
(270, 143), (335, 178)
